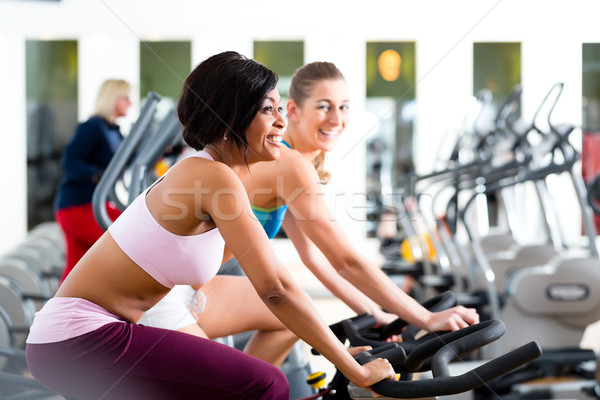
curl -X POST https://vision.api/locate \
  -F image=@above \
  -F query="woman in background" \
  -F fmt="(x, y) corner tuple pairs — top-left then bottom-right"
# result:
(54, 79), (131, 283)
(221, 61), (479, 331)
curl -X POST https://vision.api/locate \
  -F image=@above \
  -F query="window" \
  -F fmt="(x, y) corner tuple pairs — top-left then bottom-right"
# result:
(26, 40), (78, 228)
(140, 40), (191, 119)
(365, 41), (416, 237)
(473, 42), (521, 109)
(253, 40), (304, 99)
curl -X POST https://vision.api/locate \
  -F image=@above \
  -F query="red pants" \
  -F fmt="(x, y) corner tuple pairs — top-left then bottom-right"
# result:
(55, 202), (122, 283)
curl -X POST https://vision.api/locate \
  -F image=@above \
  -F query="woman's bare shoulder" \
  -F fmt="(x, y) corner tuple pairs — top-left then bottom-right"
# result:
(176, 156), (238, 179)
(163, 156), (244, 193)
(278, 147), (319, 184)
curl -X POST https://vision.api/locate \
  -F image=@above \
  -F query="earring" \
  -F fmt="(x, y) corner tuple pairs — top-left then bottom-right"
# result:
(224, 133), (228, 141)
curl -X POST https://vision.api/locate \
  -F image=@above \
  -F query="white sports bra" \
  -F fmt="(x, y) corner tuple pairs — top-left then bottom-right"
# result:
(108, 151), (225, 288)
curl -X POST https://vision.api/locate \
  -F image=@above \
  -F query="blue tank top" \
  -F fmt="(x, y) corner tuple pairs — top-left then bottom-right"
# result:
(251, 140), (291, 238)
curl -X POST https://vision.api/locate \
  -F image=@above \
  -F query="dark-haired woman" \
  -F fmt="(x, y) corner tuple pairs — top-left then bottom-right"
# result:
(25, 51), (396, 400)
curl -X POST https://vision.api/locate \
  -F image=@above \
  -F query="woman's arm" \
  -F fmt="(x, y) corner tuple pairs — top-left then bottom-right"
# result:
(279, 154), (478, 332)
(282, 214), (397, 326)
(203, 164), (395, 387)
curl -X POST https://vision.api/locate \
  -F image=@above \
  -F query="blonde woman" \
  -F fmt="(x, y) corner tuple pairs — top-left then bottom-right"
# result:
(54, 79), (131, 282)
(226, 61), (479, 331)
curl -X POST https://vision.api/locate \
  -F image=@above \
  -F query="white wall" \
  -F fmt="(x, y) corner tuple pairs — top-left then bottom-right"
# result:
(0, 33), (27, 248)
(1, 0), (599, 254)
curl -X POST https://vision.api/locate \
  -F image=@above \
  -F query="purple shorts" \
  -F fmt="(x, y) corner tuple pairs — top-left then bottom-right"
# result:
(26, 322), (289, 400)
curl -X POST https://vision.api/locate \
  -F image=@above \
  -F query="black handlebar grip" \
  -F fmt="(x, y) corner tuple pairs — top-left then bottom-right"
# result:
(421, 291), (457, 312)
(350, 313), (378, 331)
(379, 317), (408, 338)
(349, 292), (458, 345)
(431, 320), (506, 377)
(468, 341), (542, 382)
(369, 341), (542, 398)
(355, 343), (407, 367)
(342, 319), (387, 348)
(390, 320), (504, 373)
(354, 321), (503, 371)
(329, 313), (375, 343)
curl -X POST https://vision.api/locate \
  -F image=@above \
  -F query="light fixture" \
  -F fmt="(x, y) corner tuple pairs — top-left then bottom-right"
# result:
(378, 49), (401, 82)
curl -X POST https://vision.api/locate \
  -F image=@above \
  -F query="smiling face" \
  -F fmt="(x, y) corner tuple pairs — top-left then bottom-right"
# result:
(288, 78), (349, 153)
(244, 88), (286, 164)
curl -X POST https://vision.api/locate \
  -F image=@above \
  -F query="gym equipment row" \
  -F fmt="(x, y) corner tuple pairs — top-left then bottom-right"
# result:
(378, 83), (600, 398)
(0, 221), (69, 399)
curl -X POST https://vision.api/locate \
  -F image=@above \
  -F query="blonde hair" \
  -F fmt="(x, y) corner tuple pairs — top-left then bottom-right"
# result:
(92, 79), (131, 123)
(289, 62), (345, 185)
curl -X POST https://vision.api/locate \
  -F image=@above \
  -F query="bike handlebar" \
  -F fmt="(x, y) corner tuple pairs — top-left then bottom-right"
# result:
(333, 292), (457, 352)
(353, 320), (542, 398)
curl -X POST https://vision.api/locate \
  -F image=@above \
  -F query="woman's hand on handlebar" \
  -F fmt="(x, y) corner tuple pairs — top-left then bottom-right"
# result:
(425, 305), (479, 332)
(354, 357), (398, 389)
